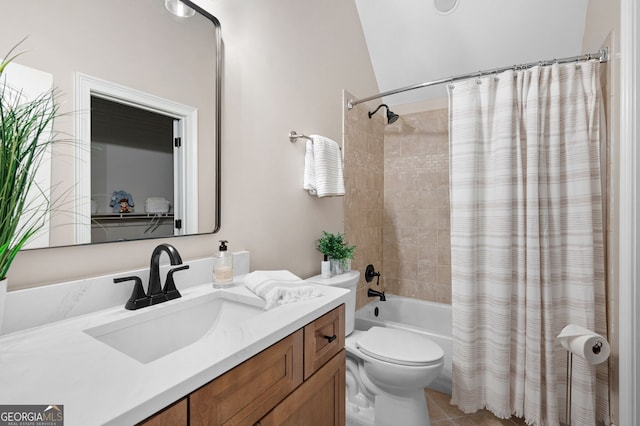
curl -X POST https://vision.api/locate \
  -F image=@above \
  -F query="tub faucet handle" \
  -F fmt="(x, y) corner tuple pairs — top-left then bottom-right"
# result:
(365, 264), (381, 285)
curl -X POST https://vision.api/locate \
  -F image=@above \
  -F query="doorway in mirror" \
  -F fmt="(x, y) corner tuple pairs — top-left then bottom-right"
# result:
(75, 73), (199, 244)
(91, 97), (176, 242)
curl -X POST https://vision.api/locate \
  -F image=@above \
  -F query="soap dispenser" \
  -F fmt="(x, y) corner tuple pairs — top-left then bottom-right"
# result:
(213, 240), (233, 286)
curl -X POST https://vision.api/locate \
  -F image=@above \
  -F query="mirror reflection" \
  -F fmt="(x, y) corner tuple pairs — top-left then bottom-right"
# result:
(90, 97), (176, 242)
(0, 0), (220, 248)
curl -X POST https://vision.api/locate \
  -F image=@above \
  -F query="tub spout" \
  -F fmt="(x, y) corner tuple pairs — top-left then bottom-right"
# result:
(367, 288), (386, 301)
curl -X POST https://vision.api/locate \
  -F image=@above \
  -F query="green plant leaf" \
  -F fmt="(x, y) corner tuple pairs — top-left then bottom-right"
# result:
(316, 231), (356, 260)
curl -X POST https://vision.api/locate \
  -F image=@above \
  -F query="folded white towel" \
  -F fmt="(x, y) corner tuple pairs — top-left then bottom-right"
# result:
(303, 135), (345, 197)
(244, 270), (322, 309)
(146, 197), (168, 203)
(145, 197), (171, 213)
(303, 140), (317, 193)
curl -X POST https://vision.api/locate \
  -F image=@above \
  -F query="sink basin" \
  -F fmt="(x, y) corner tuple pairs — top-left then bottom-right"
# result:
(84, 292), (263, 363)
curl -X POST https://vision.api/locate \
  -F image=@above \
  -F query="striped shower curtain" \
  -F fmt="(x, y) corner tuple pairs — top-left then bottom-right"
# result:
(448, 60), (608, 425)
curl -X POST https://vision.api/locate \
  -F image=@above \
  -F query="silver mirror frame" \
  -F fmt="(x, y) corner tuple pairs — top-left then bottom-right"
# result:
(183, 0), (221, 234)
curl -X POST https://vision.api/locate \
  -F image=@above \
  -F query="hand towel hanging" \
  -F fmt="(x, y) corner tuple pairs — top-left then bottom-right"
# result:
(303, 135), (345, 197)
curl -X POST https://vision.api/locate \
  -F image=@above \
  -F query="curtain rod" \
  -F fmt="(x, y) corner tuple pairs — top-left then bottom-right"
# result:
(347, 47), (609, 109)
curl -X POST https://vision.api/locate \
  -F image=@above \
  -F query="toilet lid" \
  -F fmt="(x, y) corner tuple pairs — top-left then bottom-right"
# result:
(356, 327), (444, 366)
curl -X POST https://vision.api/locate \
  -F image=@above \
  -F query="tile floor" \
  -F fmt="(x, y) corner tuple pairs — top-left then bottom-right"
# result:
(426, 389), (528, 426)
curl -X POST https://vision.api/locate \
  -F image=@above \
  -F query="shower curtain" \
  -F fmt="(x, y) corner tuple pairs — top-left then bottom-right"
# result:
(448, 60), (608, 426)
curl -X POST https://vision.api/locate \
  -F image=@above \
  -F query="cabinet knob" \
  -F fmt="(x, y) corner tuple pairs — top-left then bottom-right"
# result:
(323, 334), (337, 343)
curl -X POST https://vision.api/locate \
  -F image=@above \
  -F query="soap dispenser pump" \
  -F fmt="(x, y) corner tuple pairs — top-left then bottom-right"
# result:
(213, 240), (233, 286)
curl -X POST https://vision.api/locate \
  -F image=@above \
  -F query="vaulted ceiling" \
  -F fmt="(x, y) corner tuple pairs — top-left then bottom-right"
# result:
(354, 0), (588, 106)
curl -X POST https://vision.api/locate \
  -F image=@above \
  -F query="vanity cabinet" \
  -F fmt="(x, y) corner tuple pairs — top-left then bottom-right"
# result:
(190, 330), (304, 425)
(258, 350), (345, 426)
(303, 304), (345, 380)
(138, 398), (187, 426)
(137, 304), (345, 426)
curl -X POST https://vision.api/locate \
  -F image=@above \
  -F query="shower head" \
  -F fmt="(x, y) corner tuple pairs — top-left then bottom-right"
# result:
(387, 109), (400, 124)
(368, 104), (399, 125)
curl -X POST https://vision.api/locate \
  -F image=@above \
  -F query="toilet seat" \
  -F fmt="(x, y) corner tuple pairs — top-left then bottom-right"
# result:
(356, 326), (444, 367)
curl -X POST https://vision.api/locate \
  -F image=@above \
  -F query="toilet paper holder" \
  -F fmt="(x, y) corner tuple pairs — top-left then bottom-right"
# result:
(592, 341), (603, 354)
(557, 324), (611, 425)
(565, 351), (573, 426)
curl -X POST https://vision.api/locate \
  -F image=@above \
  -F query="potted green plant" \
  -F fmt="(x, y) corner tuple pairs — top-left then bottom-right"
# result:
(317, 231), (356, 275)
(0, 44), (60, 289)
(338, 241), (356, 271)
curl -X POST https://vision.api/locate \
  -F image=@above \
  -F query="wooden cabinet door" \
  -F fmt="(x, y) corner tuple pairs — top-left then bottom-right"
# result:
(303, 305), (345, 380)
(259, 350), (345, 426)
(137, 398), (187, 426)
(190, 330), (303, 426)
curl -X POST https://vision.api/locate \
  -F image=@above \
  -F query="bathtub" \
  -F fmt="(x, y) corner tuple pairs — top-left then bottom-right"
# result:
(354, 295), (452, 395)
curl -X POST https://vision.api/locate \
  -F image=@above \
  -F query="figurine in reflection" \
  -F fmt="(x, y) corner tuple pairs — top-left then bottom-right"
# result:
(118, 198), (132, 213)
(110, 190), (134, 213)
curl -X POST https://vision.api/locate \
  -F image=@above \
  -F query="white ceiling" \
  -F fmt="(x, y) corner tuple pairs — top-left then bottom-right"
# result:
(354, 0), (588, 107)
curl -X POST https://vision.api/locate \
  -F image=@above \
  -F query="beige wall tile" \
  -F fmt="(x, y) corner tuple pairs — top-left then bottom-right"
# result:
(344, 92), (385, 310)
(383, 107), (452, 304)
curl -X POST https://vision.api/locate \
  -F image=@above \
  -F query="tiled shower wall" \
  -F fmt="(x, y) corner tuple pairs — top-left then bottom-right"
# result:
(343, 91), (385, 310)
(344, 97), (451, 308)
(382, 108), (451, 304)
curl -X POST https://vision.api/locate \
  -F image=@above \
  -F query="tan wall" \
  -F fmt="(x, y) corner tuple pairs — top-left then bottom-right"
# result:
(343, 93), (385, 310)
(6, 0), (379, 290)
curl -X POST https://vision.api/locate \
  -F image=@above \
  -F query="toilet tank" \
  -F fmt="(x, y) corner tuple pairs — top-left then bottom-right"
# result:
(305, 270), (360, 335)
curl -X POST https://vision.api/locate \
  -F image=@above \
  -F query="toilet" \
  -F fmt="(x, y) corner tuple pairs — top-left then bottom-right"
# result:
(306, 271), (444, 426)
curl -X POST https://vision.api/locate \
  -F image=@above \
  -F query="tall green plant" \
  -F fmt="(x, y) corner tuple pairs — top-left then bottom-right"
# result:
(0, 44), (59, 279)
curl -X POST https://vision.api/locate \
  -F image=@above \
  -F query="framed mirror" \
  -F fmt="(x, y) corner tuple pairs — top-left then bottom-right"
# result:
(0, 0), (221, 248)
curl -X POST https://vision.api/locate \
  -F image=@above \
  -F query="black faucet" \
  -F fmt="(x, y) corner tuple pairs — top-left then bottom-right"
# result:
(113, 243), (189, 310)
(148, 243), (186, 305)
(367, 288), (386, 301)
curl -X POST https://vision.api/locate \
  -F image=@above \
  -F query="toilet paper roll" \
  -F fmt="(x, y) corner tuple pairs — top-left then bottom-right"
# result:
(557, 324), (610, 365)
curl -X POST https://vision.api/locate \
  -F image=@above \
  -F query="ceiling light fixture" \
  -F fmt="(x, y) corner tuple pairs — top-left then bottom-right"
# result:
(434, 0), (459, 15)
(165, 0), (196, 18)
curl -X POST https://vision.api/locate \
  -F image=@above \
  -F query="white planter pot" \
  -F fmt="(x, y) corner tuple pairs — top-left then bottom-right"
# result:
(329, 259), (344, 275)
(342, 258), (352, 272)
(329, 258), (352, 275)
(0, 278), (6, 335)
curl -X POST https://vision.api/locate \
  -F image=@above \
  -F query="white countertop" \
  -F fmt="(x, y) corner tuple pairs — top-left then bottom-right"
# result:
(0, 280), (349, 425)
